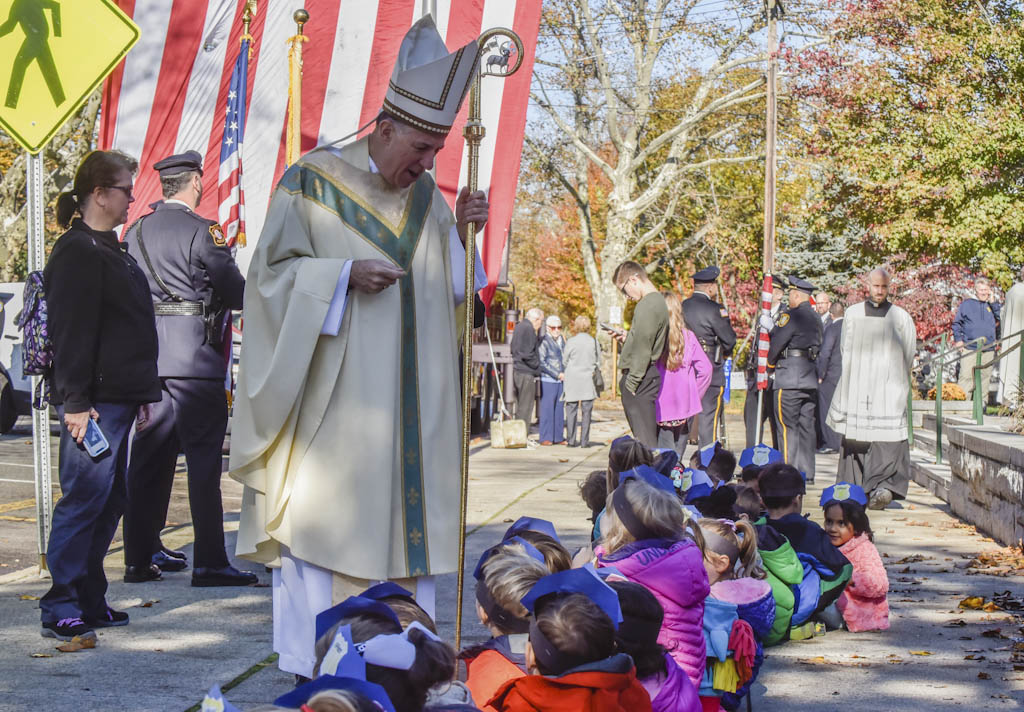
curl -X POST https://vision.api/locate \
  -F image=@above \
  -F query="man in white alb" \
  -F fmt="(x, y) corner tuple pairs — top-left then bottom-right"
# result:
(228, 15), (487, 677)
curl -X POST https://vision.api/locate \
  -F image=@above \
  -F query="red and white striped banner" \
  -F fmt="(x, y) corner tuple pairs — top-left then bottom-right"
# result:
(99, 0), (542, 307)
(756, 274), (772, 391)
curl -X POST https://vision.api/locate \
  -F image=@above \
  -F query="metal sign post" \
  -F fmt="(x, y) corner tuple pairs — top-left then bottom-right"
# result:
(26, 150), (53, 575)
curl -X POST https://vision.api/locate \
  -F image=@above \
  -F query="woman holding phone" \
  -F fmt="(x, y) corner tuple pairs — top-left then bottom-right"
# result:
(39, 150), (161, 642)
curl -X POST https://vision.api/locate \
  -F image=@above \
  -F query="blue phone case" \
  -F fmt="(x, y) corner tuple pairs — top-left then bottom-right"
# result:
(83, 418), (110, 457)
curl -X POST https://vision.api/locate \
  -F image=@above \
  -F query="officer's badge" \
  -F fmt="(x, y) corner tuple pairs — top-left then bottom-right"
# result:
(210, 223), (227, 246)
(777, 313), (790, 327)
(719, 307), (729, 318)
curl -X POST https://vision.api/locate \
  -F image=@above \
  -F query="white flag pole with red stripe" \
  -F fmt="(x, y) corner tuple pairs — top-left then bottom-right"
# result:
(754, 274), (773, 444)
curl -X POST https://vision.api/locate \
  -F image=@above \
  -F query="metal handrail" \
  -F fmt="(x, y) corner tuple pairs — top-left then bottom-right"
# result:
(912, 327), (1024, 463)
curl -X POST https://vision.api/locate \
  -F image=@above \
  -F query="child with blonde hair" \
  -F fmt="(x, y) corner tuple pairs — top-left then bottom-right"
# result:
(697, 519), (775, 711)
(595, 466), (710, 689)
(460, 542), (550, 711)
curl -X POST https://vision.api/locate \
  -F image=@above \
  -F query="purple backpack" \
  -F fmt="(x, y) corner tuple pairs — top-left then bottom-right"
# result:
(14, 271), (52, 408)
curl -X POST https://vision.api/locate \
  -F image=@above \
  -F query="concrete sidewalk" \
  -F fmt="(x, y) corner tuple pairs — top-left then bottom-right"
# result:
(1, 405), (1022, 710)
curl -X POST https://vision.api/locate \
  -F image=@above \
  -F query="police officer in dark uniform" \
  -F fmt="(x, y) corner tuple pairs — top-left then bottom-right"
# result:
(767, 276), (824, 483)
(682, 266), (737, 447)
(744, 274), (786, 448)
(121, 151), (256, 587)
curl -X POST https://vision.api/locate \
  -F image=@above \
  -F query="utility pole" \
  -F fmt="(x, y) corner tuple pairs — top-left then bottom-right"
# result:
(762, 0), (782, 274)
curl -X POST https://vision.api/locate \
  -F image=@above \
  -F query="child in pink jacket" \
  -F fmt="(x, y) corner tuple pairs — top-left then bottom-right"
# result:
(596, 465), (710, 688)
(820, 483), (889, 632)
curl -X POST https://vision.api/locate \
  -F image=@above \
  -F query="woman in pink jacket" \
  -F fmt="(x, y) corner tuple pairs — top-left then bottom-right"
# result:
(656, 292), (713, 456)
(596, 467), (710, 688)
(821, 483), (890, 632)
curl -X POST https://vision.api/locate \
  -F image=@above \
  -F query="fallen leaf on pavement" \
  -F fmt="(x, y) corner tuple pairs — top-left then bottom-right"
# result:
(982, 601), (1001, 612)
(29, 653), (52, 658)
(19, 594), (40, 601)
(139, 600), (159, 608)
(977, 672), (991, 680)
(56, 636), (96, 653)
(557, 459), (568, 463)
(909, 650), (933, 656)
(964, 654), (986, 660)
(960, 596), (985, 610)
(981, 628), (1005, 639)
(945, 619), (967, 626)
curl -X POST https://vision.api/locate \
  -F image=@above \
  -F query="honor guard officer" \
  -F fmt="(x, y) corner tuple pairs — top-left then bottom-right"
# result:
(682, 266), (737, 447)
(121, 151), (255, 587)
(767, 275), (824, 483)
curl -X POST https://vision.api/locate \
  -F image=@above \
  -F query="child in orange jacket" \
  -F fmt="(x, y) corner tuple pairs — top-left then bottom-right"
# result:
(487, 567), (654, 712)
(460, 540), (550, 711)
(821, 483), (890, 632)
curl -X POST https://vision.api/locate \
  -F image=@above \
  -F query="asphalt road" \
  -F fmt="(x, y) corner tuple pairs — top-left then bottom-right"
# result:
(0, 416), (241, 578)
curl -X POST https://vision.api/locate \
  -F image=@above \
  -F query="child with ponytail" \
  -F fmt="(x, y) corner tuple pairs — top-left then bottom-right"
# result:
(595, 466), (710, 690)
(697, 519), (775, 712)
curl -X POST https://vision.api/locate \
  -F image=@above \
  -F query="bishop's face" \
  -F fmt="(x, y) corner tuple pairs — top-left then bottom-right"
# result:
(375, 120), (447, 188)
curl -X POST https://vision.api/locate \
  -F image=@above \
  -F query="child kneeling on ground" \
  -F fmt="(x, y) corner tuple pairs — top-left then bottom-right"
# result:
(821, 483), (889, 632)
(460, 541), (551, 710)
(487, 568), (653, 712)
(595, 465), (710, 689)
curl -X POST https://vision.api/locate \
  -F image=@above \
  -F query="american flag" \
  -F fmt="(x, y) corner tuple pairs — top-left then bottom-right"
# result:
(98, 0), (543, 307)
(218, 37), (249, 247)
(756, 274), (773, 390)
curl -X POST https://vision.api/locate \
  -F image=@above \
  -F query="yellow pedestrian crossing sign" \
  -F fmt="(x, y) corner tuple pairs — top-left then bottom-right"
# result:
(0, 0), (139, 154)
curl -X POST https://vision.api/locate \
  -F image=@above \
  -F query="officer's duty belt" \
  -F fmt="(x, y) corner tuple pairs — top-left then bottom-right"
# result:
(153, 301), (205, 316)
(780, 347), (814, 360)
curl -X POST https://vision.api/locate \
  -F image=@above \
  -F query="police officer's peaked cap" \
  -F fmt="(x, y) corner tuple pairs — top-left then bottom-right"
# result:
(771, 274), (788, 290)
(787, 275), (816, 295)
(153, 150), (204, 177)
(692, 266), (720, 283)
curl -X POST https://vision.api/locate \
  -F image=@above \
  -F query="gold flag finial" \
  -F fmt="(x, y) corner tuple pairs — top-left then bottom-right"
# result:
(286, 8), (310, 167)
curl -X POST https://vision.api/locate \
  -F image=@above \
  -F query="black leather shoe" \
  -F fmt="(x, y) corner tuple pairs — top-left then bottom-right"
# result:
(192, 565), (258, 587)
(151, 550), (188, 572)
(159, 544), (188, 561)
(567, 441), (579, 448)
(124, 563), (162, 583)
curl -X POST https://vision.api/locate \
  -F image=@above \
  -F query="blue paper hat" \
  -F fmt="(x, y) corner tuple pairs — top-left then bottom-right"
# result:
(315, 596), (401, 642)
(473, 536), (546, 580)
(360, 581), (415, 602)
(620, 464), (676, 495)
(820, 482), (868, 508)
(651, 448), (680, 478)
(698, 442), (720, 469)
(274, 676), (396, 712)
(200, 685), (241, 712)
(738, 444), (783, 468)
(318, 624), (367, 679)
(675, 468), (714, 502)
(520, 564), (623, 629)
(503, 516), (560, 542)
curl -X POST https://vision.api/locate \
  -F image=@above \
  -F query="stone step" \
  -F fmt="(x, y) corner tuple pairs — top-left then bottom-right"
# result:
(908, 446), (952, 502)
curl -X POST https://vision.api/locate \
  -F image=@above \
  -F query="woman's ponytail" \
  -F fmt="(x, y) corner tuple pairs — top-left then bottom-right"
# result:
(56, 191), (78, 229)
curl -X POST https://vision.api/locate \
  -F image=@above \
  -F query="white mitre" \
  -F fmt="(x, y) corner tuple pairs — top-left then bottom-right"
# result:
(382, 14), (479, 134)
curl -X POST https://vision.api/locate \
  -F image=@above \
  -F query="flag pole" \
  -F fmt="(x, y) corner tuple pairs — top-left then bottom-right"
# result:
(286, 9), (309, 167)
(455, 28), (525, 651)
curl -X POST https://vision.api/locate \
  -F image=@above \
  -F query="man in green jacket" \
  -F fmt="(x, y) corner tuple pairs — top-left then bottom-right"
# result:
(611, 261), (669, 447)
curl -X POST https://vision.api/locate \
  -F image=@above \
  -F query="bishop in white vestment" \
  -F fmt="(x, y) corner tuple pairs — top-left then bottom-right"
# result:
(827, 269), (917, 509)
(228, 15), (486, 676)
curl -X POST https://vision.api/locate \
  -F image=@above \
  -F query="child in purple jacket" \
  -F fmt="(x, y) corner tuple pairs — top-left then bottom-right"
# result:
(595, 466), (710, 689)
(656, 292), (713, 455)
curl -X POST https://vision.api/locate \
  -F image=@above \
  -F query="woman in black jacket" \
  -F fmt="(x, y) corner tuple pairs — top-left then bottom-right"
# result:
(39, 150), (161, 642)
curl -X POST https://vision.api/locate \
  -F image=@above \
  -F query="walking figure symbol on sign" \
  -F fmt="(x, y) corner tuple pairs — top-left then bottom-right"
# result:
(0, 0), (65, 110)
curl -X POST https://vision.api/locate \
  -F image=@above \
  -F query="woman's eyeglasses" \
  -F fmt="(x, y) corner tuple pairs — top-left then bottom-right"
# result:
(104, 185), (134, 198)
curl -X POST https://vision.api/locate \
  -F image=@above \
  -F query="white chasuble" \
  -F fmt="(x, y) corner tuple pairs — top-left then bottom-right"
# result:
(999, 282), (1024, 405)
(826, 301), (917, 442)
(229, 137), (461, 580)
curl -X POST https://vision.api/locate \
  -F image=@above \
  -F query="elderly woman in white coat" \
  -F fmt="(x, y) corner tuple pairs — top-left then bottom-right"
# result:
(562, 315), (601, 448)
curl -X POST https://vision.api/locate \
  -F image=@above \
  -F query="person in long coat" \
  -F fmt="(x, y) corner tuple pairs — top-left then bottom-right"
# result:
(563, 315), (600, 448)
(816, 303), (844, 453)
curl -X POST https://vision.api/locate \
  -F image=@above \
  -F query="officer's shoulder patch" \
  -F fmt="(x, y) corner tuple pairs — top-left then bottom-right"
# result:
(719, 307), (729, 318)
(209, 223), (227, 246)
(777, 313), (790, 327)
